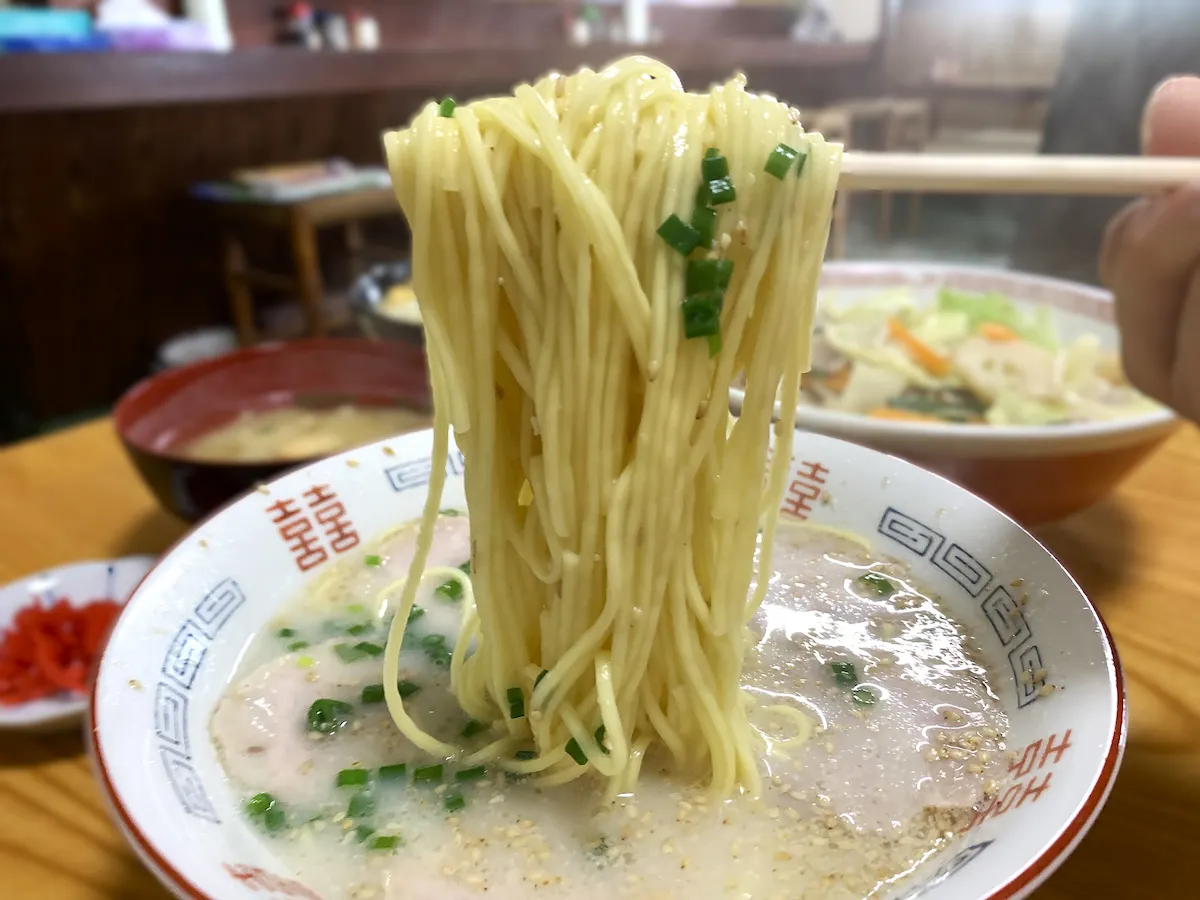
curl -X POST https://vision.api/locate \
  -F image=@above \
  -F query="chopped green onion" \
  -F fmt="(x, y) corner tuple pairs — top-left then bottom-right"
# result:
(407, 605), (426, 624)
(276, 628), (296, 639)
(437, 98), (456, 118)
(681, 291), (723, 339)
(440, 508), (461, 517)
(422, 633), (446, 649)
(695, 182), (712, 207)
(701, 152), (729, 181)
(706, 333), (723, 357)
(435, 578), (463, 601)
(354, 641), (384, 657)
(455, 766), (488, 782)
(245, 792), (275, 815)
(852, 686), (879, 706)
(857, 572), (896, 597)
(764, 142), (799, 180)
(686, 258), (734, 295)
(458, 560), (471, 575)
(691, 204), (718, 247)
(594, 725), (609, 755)
(296, 655), (315, 669)
(337, 768), (370, 788)
(413, 764), (444, 784)
(657, 214), (702, 256)
(461, 719), (487, 738)
(347, 603), (366, 614)
(287, 640), (309, 652)
(429, 647), (452, 667)
(334, 643), (367, 663)
(444, 792), (466, 812)
(533, 669), (549, 690)
(507, 687), (525, 719)
(379, 763), (408, 781)
(515, 749), (537, 761)
(795, 151), (809, 178)
(263, 805), (286, 832)
(354, 824), (375, 843)
(346, 623), (371, 636)
(364, 554), (383, 567)
(347, 792), (375, 819)
(706, 177), (736, 205)
(831, 661), (859, 687)
(565, 738), (588, 766)
(370, 834), (402, 851)
(398, 679), (421, 699)
(306, 699), (353, 734)
(361, 684), (385, 704)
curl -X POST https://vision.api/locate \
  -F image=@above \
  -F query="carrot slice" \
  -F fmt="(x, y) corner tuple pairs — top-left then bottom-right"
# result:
(867, 407), (943, 423)
(886, 318), (952, 377)
(823, 362), (852, 394)
(978, 321), (1019, 342)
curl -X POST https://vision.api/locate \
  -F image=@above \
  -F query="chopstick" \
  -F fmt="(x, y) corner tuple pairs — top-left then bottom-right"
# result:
(839, 152), (1200, 196)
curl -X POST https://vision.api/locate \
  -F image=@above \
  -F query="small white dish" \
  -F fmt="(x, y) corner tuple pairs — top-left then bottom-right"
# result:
(0, 556), (155, 732)
(91, 430), (1123, 900)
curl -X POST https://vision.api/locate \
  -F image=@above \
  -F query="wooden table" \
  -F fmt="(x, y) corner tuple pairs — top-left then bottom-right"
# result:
(1, 418), (1199, 897)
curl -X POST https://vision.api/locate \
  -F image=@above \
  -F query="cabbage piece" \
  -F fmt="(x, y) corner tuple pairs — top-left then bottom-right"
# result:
(985, 391), (1070, 426)
(834, 362), (912, 414)
(937, 289), (1058, 348)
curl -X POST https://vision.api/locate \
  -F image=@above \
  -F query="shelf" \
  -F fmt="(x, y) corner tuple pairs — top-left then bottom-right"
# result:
(0, 41), (876, 114)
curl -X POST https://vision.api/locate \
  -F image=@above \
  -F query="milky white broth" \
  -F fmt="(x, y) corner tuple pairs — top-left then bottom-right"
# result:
(211, 514), (1009, 900)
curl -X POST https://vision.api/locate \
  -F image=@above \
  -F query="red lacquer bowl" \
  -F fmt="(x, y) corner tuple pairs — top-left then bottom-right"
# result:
(113, 339), (430, 522)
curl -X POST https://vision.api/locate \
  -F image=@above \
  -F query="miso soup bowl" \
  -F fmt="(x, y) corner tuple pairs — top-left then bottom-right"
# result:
(729, 261), (1179, 526)
(90, 428), (1124, 900)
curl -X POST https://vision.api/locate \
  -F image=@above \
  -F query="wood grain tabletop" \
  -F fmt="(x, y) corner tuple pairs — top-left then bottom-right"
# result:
(1, 418), (1198, 898)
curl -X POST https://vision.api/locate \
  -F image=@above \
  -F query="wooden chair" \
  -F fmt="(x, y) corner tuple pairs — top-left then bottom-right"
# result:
(209, 186), (401, 345)
(809, 107), (853, 259)
(878, 99), (932, 241)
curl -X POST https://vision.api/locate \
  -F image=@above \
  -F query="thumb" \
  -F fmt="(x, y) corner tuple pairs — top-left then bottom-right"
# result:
(1142, 75), (1200, 156)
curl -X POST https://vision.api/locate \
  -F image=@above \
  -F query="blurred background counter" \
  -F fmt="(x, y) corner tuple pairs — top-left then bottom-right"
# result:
(0, 0), (1071, 439)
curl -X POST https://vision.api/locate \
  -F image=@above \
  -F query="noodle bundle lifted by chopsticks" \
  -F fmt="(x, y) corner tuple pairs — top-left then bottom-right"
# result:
(381, 56), (841, 798)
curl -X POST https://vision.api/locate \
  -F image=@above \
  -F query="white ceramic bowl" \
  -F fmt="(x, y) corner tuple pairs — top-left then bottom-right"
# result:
(730, 261), (1178, 525)
(0, 555), (154, 731)
(90, 429), (1124, 900)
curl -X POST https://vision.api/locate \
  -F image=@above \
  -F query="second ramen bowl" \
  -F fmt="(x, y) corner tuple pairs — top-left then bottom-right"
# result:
(91, 428), (1123, 900)
(730, 262), (1178, 526)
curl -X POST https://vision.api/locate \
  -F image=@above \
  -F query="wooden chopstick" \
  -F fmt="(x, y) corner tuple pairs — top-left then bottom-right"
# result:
(839, 152), (1200, 196)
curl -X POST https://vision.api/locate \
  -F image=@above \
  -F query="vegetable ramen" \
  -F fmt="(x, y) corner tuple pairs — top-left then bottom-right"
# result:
(802, 288), (1159, 426)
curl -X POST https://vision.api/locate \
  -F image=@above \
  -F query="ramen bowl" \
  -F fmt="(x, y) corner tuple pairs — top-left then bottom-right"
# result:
(729, 261), (1178, 526)
(113, 338), (430, 523)
(91, 428), (1123, 900)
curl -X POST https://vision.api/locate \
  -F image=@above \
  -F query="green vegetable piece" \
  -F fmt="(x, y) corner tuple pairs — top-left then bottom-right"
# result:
(686, 258), (734, 295)
(657, 214), (702, 256)
(334, 643), (367, 663)
(245, 792), (275, 816)
(681, 291), (723, 339)
(436, 578), (463, 601)
(276, 628), (296, 639)
(346, 623), (371, 636)
(413, 764), (444, 784)
(379, 763), (408, 781)
(437, 98), (456, 118)
(507, 686), (525, 719)
(515, 749), (537, 761)
(370, 834), (402, 851)
(595, 725), (609, 755)
(306, 699), (353, 734)
(857, 572), (895, 597)
(461, 719), (487, 739)
(361, 684), (385, 704)
(444, 791), (466, 812)
(337, 768), (369, 788)
(565, 738), (587, 766)
(407, 605), (426, 624)
(706, 177), (736, 205)
(354, 641), (384, 657)
(831, 661), (858, 687)
(398, 679), (421, 699)
(691, 204), (718, 247)
(455, 766), (488, 782)
(347, 792), (375, 819)
(364, 554), (383, 567)
(764, 142), (799, 180)
(702, 152), (729, 181)
(355, 824), (375, 843)
(287, 640), (309, 652)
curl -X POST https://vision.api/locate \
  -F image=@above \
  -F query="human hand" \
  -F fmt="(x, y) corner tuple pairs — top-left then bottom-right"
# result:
(1100, 75), (1200, 421)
